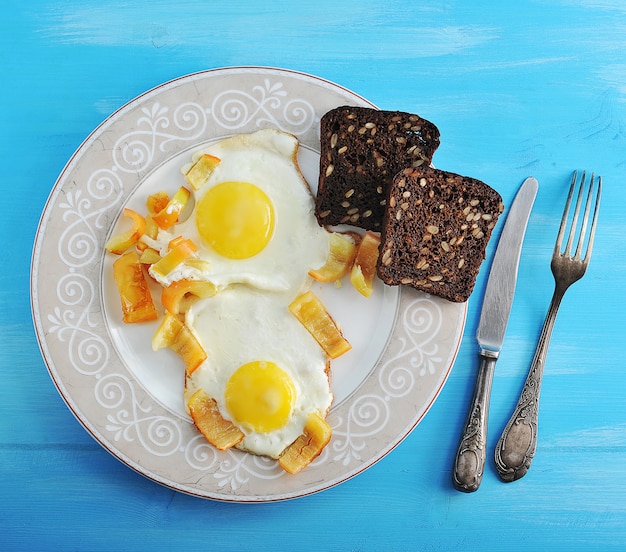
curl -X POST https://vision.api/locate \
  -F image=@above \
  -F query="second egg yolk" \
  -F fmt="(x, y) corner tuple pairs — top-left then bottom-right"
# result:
(225, 361), (296, 433)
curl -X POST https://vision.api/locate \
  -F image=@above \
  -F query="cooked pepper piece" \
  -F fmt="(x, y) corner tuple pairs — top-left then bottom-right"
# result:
(288, 290), (351, 359)
(136, 214), (160, 253)
(161, 279), (216, 314)
(138, 247), (162, 266)
(187, 389), (244, 451)
(350, 231), (381, 298)
(184, 154), (221, 190)
(278, 412), (332, 474)
(105, 208), (146, 255)
(150, 238), (198, 277)
(152, 312), (207, 374)
(112, 250), (158, 323)
(152, 186), (191, 230)
(309, 232), (359, 283)
(146, 191), (170, 215)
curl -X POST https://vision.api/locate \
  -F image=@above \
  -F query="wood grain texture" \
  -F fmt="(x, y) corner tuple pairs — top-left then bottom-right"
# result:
(2, 0), (626, 550)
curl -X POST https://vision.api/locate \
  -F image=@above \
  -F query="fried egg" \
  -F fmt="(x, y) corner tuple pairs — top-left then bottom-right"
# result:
(149, 129), (330, 296)
(184, 286), (333, 459)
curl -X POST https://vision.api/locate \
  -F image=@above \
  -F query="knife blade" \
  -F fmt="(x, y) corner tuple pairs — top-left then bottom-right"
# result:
(452, 176), (538, 492)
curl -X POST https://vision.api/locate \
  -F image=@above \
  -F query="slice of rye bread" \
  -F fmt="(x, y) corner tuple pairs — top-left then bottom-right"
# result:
(377, 166), (504, 303)
(315, 106), (440, 231)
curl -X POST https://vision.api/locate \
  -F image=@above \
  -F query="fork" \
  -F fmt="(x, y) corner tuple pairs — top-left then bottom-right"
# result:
(494, 170), (601, 482)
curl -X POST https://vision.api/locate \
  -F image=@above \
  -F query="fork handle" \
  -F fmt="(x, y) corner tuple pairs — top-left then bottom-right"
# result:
(494, 286), (565, 482)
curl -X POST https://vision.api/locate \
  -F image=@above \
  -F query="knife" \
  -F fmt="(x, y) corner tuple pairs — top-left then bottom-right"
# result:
(452, 176), (538, 492)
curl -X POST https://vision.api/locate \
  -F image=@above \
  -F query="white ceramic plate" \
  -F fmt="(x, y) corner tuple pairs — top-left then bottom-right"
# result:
(31, 67), (466, 502)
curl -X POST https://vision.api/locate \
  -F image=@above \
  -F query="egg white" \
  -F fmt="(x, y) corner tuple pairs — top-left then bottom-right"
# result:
(150, 129), (330, 296)
(184, 286), (333, 459)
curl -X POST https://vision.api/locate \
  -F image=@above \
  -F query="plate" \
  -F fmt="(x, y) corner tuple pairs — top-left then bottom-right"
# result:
(31, 67), (466, 502)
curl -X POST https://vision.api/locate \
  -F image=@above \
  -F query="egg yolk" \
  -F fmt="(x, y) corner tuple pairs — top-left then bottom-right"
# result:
(195, 181), (274, 259)
(225, 361), (296, 433)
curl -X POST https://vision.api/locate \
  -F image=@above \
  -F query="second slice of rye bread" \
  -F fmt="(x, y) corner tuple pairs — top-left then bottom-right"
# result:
(315, 106), (440, 231)
(377, 166), (504, 303)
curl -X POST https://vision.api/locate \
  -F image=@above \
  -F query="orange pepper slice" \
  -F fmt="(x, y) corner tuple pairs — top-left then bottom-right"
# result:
(350, 231), (381, 298)
(112, 250), (158, 323)
(152, 186), (191, 230)
(146, 191), (170, 215)
(187, 389), (244, 450)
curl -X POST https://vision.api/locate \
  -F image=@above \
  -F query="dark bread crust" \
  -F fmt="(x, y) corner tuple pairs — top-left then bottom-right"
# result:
(377, 166), (504, 302)
(316, 106), (440, 230)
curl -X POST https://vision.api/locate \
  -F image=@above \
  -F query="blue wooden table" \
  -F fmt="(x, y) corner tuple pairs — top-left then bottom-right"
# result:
(3, 1), (625, 550)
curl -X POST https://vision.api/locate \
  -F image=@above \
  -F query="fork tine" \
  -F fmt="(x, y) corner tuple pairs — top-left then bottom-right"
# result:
(570, 172), (587, 258)
(556, 170), (581, 255)
(575, 173), (594, 259)
(584, 174), (601, 262)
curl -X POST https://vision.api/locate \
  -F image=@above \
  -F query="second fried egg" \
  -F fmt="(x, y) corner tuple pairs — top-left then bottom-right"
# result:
(184, 286), (333, 459)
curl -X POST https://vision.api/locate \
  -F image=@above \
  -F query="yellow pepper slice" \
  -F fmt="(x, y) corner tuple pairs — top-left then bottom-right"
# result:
(150, 238), (197, 277)
(309, 232), (358, 282)
(161, 279), (216, 314)
(105, 208), (146, 255)
(152, 312), (207, 374)
(278, 412), (332, 474)
(184, 154), (221, 190)
(137, 247), (162, 266)
(289, 290), (351, 359)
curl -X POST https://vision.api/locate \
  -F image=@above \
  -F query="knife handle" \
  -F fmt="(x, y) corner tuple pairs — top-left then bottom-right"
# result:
(452, 353), (497, 492)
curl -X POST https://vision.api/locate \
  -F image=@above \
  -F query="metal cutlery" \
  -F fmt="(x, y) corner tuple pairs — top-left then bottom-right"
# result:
(494, 170), (601, 482)
(453, 177), (538, 492)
